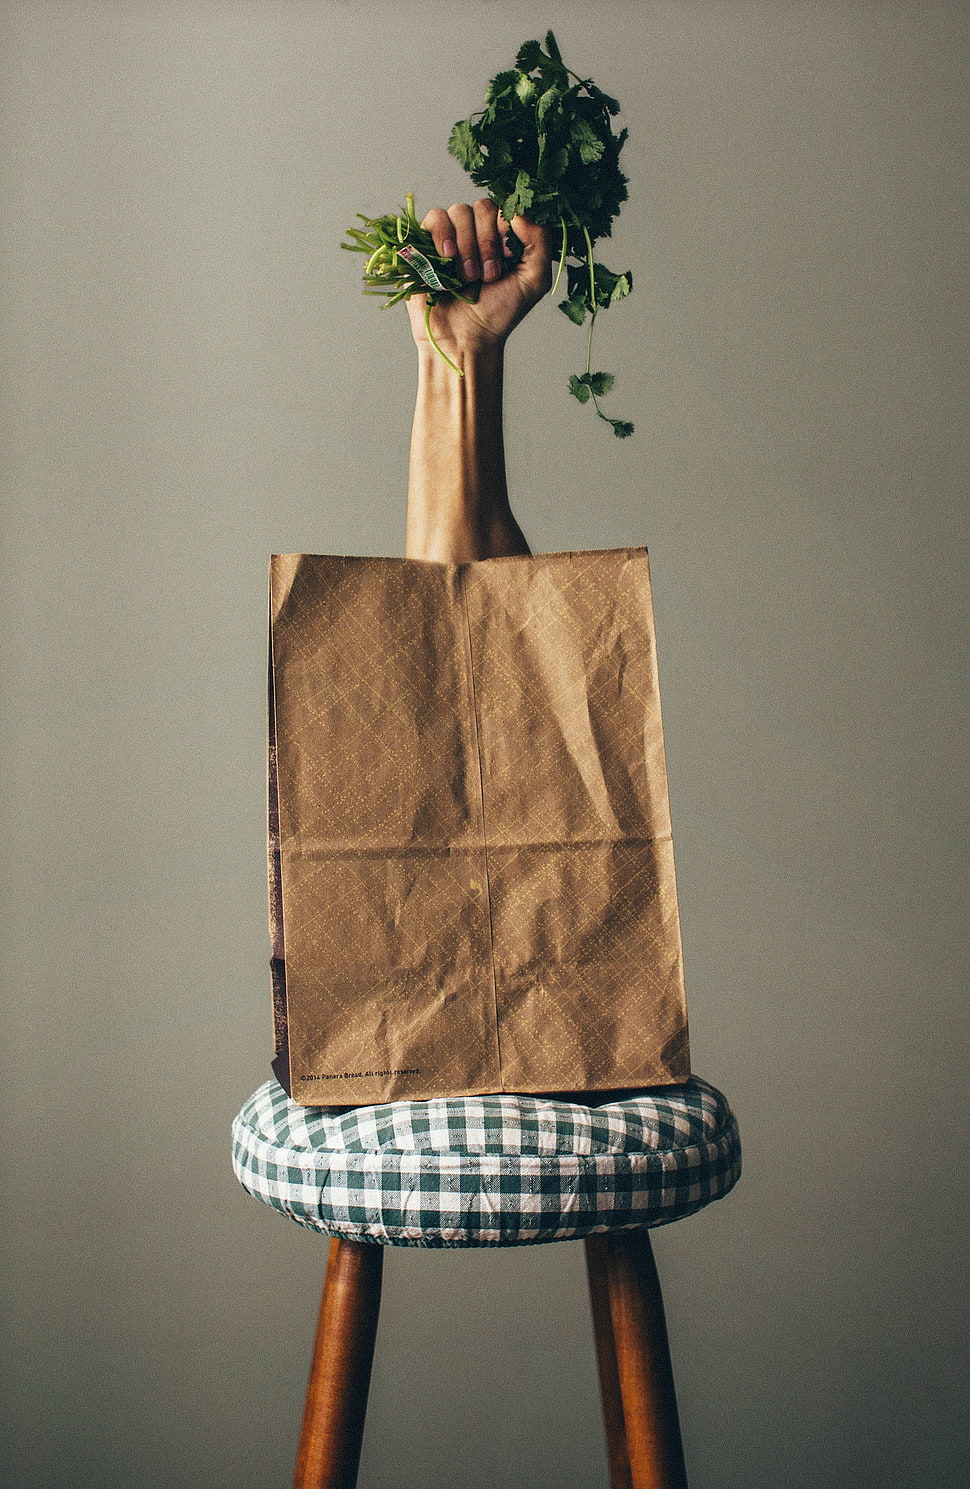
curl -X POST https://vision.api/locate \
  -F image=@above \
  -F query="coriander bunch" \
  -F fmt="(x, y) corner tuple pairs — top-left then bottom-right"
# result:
(449, 30), (634, 436)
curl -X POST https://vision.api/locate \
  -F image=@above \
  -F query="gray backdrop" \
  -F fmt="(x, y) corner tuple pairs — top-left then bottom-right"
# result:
(3, 3), (968, 1486)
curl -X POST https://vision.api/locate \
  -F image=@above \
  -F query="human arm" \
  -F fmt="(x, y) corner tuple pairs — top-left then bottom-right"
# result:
(404, 200), (551, 562)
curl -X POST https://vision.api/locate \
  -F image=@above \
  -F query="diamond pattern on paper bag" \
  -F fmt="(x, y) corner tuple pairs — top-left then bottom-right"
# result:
(269, 549), (689, 1105)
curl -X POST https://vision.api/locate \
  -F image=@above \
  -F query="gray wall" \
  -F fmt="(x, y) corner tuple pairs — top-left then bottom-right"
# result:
(2, 3), (967, 1486)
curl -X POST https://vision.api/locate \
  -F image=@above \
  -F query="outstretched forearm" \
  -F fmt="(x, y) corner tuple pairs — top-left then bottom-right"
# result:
(403, 200), (550, 563)
(405, 342), (529, 562)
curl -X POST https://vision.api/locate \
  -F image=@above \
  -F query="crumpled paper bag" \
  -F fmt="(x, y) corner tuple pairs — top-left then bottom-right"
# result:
(268, 548), (690, 1106)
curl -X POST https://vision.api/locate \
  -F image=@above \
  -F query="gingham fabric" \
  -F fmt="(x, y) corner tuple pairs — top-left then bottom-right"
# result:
(232, 1077), (741, 1248)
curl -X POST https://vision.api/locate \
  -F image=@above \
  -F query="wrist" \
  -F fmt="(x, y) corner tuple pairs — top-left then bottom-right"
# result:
(415, 335), (506, 380)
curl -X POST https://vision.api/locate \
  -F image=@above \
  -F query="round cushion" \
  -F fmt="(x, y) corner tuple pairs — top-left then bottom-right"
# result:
(232, 1076), (740, 1248)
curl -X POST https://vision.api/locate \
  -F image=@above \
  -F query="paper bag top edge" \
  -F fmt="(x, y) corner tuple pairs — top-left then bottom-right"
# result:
(270, 546), (648, 569)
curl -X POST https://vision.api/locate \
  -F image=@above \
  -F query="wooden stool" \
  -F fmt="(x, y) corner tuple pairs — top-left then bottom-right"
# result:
(294, 1229), (687, 1489)
(232, 1077), (741, 1489)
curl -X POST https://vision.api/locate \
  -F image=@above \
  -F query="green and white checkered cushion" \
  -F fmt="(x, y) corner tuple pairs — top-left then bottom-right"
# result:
(232, 1077), (741, 1248)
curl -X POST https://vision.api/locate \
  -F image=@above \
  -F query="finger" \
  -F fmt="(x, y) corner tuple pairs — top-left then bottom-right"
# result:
(447, 201), (480, 283)
(421, 207), (458, 262)
(472, 197), (503, 284)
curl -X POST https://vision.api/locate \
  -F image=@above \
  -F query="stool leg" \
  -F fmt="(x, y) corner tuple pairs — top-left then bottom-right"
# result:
(293, 1237), (384, 1489)
(586, 1235), (634, 1489)
(585, 1231), (688, 1489)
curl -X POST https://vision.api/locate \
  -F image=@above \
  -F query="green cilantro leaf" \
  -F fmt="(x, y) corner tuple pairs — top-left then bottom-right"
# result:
(570, 117), (605, 165)
(559, 291), (588, 325)
(515, 39), (544, 71)
(515, 72), (537, 103)
(448, 119), (484, 171)
(537, 85), (563, 125)
(541, 146), (569, 182)
(504, 169), (535, 220)
(486, 69), (520, 105)
(609, 271), (632, 302)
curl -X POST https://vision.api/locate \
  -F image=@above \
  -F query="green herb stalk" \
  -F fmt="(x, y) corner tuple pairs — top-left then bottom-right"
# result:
(341, 193), (479, 376)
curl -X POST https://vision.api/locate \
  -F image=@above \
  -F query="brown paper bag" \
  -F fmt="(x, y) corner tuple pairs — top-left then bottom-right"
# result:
(268, 548), (689, 1106)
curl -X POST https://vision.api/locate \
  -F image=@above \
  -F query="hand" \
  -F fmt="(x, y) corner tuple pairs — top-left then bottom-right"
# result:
(406, 199), (552, 359)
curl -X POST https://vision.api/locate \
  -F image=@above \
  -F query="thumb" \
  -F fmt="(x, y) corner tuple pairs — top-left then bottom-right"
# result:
(502, 212), (554, 299)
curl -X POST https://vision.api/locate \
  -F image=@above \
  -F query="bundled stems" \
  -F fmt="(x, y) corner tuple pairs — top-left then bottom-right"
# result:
(342, 193), (474, 375)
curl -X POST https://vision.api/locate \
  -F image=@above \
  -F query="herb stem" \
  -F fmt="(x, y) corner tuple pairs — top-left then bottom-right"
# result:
(581, 225), (606, 422)
(581, 232), (619, 431)
(424, 301), (464, 378)
(583, 307), (606, 427)
(583, 225), (596, 310)
(550, 217), (568, 297)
